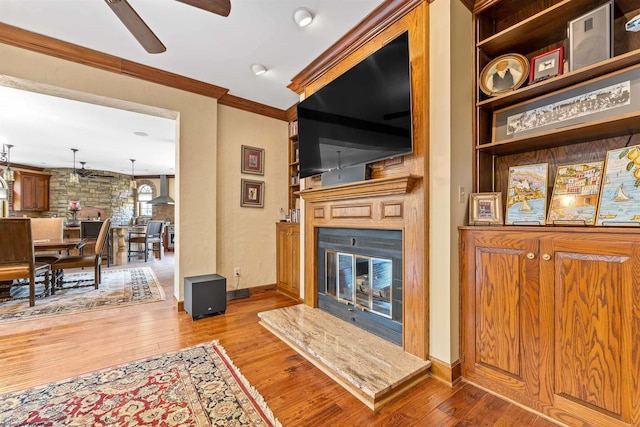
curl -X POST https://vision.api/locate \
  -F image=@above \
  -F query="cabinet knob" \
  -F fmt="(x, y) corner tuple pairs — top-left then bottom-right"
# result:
(542, 253), (551, 261)
(526, 252), (535, 260)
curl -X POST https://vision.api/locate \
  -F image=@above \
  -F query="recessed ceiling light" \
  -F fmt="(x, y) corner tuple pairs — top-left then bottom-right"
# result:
(134, 131), (149, 137)
(251, 64), (268, 76)
(293, 7), (314, 27)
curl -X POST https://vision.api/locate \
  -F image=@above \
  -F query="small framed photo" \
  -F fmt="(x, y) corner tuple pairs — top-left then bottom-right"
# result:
(529, 47), (564, 84)
(568, 1), (612, 71)
(469, 192), (503, 225)
(241, 145), (264, 175)
(479, 53), (529, 96)
(241, 179), (264, 208)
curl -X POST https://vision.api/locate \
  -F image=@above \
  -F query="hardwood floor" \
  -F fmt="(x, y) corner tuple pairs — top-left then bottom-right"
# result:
(0, 255), (559, 426)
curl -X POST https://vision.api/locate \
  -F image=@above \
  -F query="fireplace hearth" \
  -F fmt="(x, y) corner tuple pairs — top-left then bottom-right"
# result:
(317, 227), (402, 345)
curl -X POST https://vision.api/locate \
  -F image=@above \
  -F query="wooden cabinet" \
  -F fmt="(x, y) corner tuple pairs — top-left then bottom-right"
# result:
(461, 227), (640, 426)
(276, 222), (300, 299)
(20, 172), (50, 211)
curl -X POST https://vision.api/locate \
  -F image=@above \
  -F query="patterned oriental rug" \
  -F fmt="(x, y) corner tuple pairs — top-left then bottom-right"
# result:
(0, 267), (165, 324)
(0, 341), (281, 426)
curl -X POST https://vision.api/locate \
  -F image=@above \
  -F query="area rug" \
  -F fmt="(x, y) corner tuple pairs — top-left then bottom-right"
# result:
(0, 267), (165, 324)
(0, 340), (281, 426)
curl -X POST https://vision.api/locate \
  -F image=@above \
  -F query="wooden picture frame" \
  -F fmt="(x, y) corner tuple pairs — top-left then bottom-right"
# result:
(505, 163), (548, 225)
(492, 64), (639, 145)
(469, 192), (503, 225)
(529, 47), (563, 84)
(479, 53), (529, 96)
(241, 145), (264, 175)
(241, 179), (264, 208)
(546, 161), (603, 225)
(595, 143), (640, 226)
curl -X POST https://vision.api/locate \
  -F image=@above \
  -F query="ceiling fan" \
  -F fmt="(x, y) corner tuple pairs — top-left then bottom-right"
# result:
(77, 161), (116, 179)
(105, 0), (231, 54)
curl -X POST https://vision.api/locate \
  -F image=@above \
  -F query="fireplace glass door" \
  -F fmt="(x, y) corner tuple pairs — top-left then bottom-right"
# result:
(327, 251), (393, 318)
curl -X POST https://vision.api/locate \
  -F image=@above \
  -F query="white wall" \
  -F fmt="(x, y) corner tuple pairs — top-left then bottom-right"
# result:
(428, 0), (474, 364)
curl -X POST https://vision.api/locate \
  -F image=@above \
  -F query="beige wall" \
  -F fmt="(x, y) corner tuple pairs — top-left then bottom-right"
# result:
(0, 43), (217, 301)
(216, 105), (288, 288)
(428, 0), (474, 364)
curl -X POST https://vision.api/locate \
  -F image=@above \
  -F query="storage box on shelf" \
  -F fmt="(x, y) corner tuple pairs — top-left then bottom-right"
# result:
(464, 1), (640, 426)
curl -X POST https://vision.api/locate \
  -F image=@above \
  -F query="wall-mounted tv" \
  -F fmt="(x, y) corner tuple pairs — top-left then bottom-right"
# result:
(297, 31), (413, 182)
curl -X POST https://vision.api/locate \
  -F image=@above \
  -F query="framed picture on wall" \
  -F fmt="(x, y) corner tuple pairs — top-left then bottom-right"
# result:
(241, 145), (264, 175)
(241, 179), (264, 208)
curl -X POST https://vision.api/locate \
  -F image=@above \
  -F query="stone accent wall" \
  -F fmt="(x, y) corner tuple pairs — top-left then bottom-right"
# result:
(47, 168), (134, 226)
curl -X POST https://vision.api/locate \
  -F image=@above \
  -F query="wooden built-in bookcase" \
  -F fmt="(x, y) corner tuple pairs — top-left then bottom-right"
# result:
(462, 1), (640, 425)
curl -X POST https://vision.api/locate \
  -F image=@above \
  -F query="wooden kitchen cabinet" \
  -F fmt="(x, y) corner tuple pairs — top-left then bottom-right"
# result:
(460, 226), (640, 426)
(20, 172), (50, 211)
(276, 222), (300, 299)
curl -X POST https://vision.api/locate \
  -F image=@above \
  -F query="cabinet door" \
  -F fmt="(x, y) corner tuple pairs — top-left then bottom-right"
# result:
(276, 224), (292, 293)
(541, 234), (640, 425)
(35, 175), (49, 210)
(290, 226), (300, 295)
(461, 230), (544, 404)
(21, 174), (37, 210)
(20, 173), (49, 211)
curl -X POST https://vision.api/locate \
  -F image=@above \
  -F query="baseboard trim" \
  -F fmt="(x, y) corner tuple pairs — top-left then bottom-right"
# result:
(176, 298), (184, 312)
(429, 356), (462, 386)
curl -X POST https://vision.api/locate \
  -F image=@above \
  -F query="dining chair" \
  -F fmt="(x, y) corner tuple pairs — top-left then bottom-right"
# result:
(0, 218), (52, 307)
(52, 218), (111, 290)
(81, 220), (111, 266)
(128, 220), (164, 262)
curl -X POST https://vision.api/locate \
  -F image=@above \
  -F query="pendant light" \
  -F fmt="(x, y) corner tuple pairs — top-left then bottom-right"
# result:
(69, 148), (80, 184)
(130, 159), (137, 189)
(1, 144), (15, 182)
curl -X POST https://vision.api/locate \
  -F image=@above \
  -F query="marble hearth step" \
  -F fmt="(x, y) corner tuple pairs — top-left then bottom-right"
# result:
(258, 304), (431, 410)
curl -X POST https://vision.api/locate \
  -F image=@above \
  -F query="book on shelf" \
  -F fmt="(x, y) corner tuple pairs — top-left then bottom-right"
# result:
(289, 120), (298, 137)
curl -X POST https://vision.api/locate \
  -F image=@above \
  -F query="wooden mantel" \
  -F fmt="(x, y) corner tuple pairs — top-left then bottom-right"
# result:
(298, 174), (422, 202)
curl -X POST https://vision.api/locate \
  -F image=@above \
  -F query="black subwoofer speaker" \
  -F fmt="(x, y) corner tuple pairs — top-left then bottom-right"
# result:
(184, 274), (226, 320)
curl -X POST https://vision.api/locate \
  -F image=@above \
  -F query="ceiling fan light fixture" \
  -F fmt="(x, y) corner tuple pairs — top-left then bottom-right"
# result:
(293, 7), (314, 27)
(251, 64), (268, 76)
(69, 148), (80, 184)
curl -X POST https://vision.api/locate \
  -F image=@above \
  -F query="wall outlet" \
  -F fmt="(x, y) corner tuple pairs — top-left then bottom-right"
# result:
(234, 268), (240, 277)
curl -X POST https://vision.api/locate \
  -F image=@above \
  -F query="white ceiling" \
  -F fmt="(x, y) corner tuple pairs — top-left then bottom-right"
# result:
(0, 0), (385, 175)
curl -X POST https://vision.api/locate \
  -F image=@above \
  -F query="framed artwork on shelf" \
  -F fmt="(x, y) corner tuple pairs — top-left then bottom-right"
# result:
(241, 179), (264, 208)
(568, 1), (612, 72)
(505, 163), (548, 225)
(479, 53), (529, 96)
(492, 64), (639, 145)
(529, 47), (563, 84)
(546, 161), (603, 225)
(469, 192), (503, 225)
(595, 143), (640, 226)
(241, 145), (264, 175)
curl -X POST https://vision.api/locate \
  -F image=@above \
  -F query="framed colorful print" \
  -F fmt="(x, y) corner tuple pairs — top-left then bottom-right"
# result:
(241, 179), (264, 208)
(595, 144), (640, 226)
(469, 192), (503, 225)
(529, 47), (563, 84)
(546, 161), (603, 225)
(241, 145), (264, 175)
(479, 53), (529, 96)
(505, 163), (548, 225)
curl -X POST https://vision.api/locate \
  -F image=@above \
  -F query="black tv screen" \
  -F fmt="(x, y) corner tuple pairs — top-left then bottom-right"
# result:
(297, 31), (412, 179)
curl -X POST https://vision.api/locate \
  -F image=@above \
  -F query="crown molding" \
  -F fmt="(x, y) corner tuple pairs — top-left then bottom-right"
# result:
(0, 23), (288, 121)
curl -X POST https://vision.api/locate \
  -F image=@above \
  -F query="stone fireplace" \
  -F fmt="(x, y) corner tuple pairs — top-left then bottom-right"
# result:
(316, 227), (403, 345)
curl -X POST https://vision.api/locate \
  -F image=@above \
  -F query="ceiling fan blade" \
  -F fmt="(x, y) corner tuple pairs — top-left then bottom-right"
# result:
(105, 0), (166, 54)
(176, 0), (231, 17)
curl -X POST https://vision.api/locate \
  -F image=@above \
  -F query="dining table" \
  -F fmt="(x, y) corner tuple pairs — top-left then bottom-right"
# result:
(33, 238), (87, 253)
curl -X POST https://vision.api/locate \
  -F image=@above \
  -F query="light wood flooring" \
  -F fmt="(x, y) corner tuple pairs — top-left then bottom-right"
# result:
(0, 254), (559, 426)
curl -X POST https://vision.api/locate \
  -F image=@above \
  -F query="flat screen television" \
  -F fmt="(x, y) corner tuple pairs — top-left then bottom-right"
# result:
(297, 31), (412, 181)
